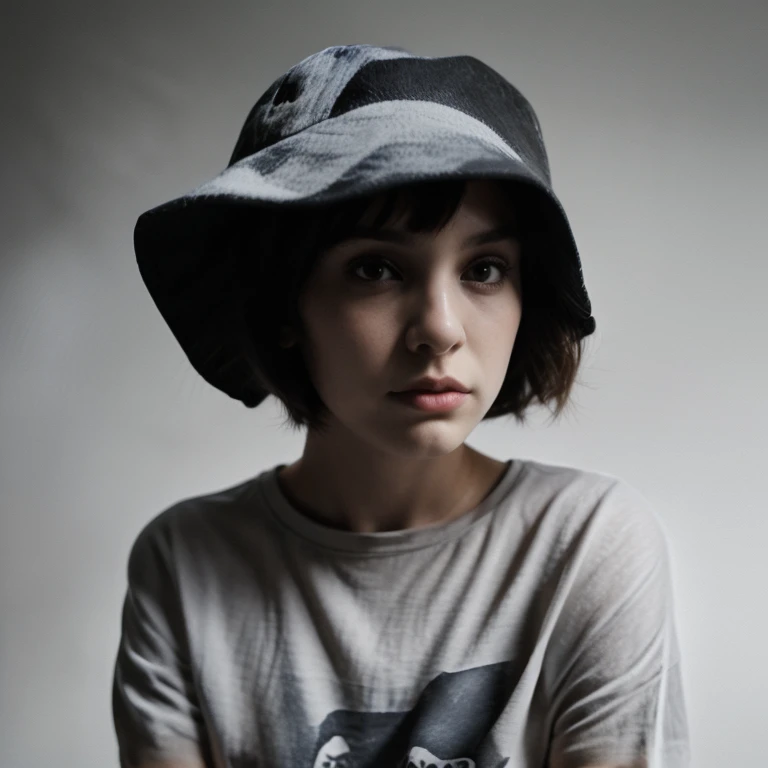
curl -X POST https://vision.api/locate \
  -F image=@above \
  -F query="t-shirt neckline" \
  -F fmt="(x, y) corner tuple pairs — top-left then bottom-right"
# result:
(257, 458), (523, 556)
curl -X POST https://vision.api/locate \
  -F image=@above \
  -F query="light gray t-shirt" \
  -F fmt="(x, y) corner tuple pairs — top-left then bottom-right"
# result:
(112, 457), (690, 767)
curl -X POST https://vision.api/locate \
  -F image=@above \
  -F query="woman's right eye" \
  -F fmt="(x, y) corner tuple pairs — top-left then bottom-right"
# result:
(349, 258), (398, 283)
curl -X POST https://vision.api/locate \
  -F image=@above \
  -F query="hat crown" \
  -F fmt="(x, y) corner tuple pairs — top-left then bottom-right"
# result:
(228, 44), (551, 184)
(228, 44), (416, 164)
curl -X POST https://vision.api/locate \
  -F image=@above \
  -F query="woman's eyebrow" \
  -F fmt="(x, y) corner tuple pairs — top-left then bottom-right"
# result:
(340, 224), (519, 247)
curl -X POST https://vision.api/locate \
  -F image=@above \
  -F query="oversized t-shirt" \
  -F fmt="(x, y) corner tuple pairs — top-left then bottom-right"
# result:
(112, 457), (690, 768)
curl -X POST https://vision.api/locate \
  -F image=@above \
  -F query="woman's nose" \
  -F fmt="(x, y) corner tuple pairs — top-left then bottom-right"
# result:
(404, 279), (467, 355)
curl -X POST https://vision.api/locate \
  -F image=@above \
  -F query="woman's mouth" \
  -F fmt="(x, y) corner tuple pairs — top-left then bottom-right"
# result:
(388, 390), (469, 413)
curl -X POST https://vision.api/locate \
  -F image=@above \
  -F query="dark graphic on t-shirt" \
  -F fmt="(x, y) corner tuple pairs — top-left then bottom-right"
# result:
(308, 660), (519, 768)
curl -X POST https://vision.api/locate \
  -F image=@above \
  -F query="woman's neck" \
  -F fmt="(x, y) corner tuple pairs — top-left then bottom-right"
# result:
(276, 438), (508, 533)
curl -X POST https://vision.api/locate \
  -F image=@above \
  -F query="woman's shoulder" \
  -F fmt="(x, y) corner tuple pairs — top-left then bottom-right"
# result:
(511, 456), (670, 558)
(125, 466), (278, 572)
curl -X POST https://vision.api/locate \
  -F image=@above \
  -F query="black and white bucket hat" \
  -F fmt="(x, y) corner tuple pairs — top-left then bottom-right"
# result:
(134, 43), (596, 408)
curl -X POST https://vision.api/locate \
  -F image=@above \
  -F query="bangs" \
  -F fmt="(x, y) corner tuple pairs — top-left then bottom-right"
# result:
(314, 178), (470, 250)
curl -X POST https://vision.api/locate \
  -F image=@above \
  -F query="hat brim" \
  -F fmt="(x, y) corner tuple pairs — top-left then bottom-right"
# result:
(135, 100), (596, 408)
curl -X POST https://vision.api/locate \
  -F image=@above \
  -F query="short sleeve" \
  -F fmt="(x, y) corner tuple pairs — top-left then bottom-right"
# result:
(544, 480), (690, 768)
(112, 515), (212, 767)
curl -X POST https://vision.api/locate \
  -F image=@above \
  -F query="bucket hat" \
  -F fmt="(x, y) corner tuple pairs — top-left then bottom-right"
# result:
(134, 43), (596, 408)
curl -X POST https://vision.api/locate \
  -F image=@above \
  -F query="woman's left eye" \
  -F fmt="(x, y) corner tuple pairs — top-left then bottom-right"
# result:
(349, 257), (512, 286)
(464, 258), (510, 284)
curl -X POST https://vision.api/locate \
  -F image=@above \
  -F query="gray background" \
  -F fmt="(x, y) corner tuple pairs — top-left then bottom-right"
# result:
(2, 1), (766, 766)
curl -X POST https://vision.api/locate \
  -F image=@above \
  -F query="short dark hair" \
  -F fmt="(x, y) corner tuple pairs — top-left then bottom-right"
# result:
(230, 178), (588, 434)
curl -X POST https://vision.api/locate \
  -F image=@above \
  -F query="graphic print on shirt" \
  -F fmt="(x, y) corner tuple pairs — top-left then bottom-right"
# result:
(308, 660), (520, 768)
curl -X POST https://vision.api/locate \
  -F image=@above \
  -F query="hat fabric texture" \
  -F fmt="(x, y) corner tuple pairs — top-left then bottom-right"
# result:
(134, 43), (597, 409)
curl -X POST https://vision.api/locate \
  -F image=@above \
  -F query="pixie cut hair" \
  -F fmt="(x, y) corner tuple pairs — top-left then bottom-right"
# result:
(230, 178), (588, 434)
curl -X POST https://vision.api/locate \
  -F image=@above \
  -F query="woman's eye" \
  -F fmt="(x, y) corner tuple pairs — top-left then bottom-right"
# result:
(464, 259), (506, 284)
(352, 260), (396, 282)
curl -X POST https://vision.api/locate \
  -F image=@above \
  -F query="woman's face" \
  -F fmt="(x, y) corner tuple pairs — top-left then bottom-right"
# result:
(293, 179), (523, 457)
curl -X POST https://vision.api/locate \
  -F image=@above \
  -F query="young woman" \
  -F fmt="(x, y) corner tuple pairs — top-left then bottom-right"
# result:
(113, 44), (690, 768)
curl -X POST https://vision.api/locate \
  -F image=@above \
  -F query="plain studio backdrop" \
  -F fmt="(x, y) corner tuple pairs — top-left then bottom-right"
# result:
(1, 1), (766, 766)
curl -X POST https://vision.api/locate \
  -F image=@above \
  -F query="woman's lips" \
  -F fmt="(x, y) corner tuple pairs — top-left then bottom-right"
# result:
(388, 390), (469, 413)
